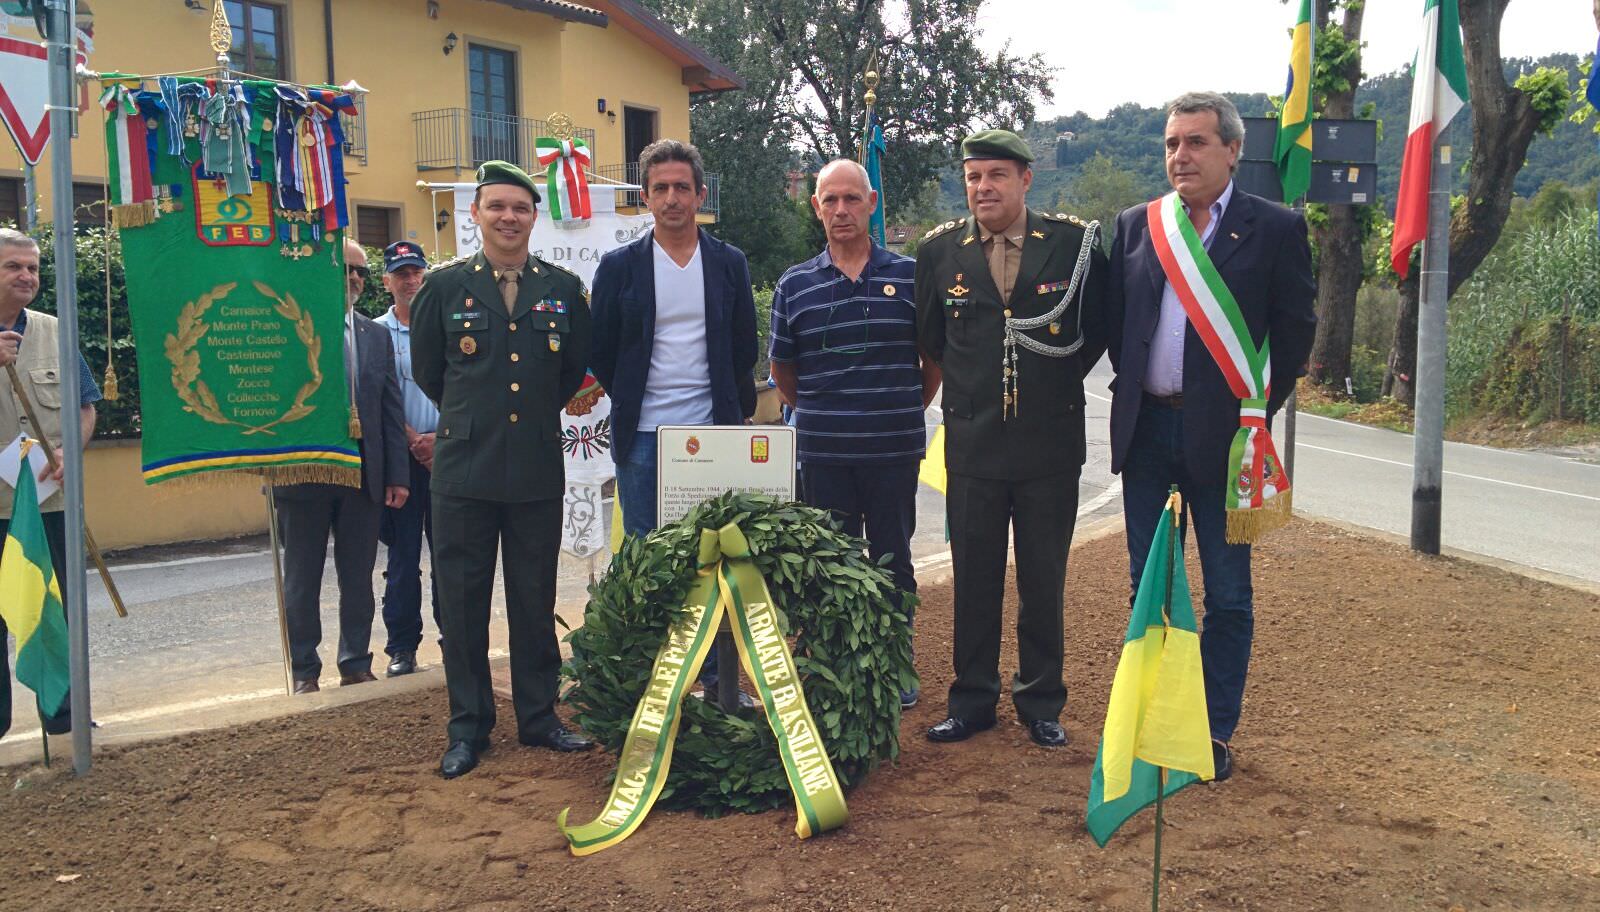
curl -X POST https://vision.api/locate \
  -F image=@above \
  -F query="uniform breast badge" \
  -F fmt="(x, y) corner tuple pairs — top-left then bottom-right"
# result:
(549, 335), (562, 352)
(460, 335), (477, 355)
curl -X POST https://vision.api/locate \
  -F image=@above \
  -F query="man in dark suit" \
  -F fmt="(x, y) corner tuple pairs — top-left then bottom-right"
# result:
(1106, 92), (1317, 781)
(589, 138), (758, 541)
(589, 139), (757, 697)
(274, 239), (409, 694)
(915, 129), (1107, 749)
(411, 161), (595, 779)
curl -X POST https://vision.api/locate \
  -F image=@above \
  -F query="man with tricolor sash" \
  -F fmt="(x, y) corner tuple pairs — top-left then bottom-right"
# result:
(0, 228), (100, 742)
(1106, 93), (1316, 781)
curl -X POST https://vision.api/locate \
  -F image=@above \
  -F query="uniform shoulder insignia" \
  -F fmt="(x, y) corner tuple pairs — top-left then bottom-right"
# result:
(427, 254), (470, 274)
(536, 257), (581, 282)
(922, 217), (967, 241)
(1045, 212), (1091, 229)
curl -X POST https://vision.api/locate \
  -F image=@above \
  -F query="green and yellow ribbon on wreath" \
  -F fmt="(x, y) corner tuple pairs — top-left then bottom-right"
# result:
(557, 522), (849, 855)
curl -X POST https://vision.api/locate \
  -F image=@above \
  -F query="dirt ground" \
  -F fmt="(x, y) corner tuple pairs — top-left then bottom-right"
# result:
(3, 521), (1598, 912)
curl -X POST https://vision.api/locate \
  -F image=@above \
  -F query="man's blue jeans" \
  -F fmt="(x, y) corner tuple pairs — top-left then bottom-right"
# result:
(1121, 402), (1254, 742)
(616, 430), (723, 686)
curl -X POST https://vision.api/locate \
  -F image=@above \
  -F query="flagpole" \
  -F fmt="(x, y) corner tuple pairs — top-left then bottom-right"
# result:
(43, 0), (92, 777)
(1150, 485), (1180, 912)
(1411, 124), (1450, 554)
(858, 50), (878, 164)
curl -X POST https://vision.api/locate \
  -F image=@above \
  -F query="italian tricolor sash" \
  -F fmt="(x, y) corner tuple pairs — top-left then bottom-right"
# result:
(1146, 192), (1291, 543)
(557, 523), (849, 855)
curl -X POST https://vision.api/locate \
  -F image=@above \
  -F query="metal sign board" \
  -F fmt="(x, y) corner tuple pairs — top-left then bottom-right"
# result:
(1235, 159), (1377, 206)
(1241, 117), (1377, 164)
(0, 34), (49, 164)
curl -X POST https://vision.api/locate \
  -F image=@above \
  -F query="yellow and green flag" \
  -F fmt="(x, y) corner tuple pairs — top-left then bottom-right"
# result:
(1086, 491), (1214, 847)
(1274, 0), (1315, 203)
(0, 443), (71, 718)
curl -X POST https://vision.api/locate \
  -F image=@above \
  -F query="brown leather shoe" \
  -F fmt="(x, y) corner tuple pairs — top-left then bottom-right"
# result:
(292, 678), (320, 695)
(339, 669), (377, 686)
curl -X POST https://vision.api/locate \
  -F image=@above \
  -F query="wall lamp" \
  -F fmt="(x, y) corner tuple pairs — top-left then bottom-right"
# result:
(443, 32), (458, 55)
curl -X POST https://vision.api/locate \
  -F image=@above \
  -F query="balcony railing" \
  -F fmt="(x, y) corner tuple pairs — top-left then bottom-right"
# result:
(342, 94), (368, 165)
(413, 107), (598, 177)
(592, 162), (720, 221)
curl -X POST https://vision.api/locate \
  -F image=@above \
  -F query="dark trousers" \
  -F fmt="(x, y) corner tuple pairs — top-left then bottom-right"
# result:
(945, 469), (1080, 724)
(1122, 402), (1253, 742)
(799, 460), (919, 603)
(380, 455), (438, 656)
(0, 510), (72, 738)
(433, 492), (562, 746)
(275, 487), (382, 681)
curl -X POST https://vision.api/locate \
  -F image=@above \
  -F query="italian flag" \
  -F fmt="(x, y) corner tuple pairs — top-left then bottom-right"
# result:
(1390, 0), (1468, 279)
(0, 445), (71, 719)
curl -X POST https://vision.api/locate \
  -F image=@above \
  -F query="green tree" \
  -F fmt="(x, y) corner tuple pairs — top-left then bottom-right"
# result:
(1054, 153), (1144, 242)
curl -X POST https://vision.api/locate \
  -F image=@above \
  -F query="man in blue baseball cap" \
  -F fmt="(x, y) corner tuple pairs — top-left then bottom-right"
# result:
(374, 240), (441, 679)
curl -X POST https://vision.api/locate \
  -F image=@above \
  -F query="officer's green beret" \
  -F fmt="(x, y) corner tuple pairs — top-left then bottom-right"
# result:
(475, 160), (542, 203)
(961, 129), (1035, 165)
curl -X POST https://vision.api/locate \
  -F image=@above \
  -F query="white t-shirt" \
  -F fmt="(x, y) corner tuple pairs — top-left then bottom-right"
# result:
(637, 240), (714, 430)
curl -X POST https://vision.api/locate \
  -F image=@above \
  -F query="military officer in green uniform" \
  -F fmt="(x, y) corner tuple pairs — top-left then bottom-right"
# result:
(915, 130), (1108, 749)
(412, 160), (595, 778)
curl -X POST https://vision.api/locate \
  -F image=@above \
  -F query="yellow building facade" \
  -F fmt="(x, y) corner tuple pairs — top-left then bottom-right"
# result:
(1, 0), (735, 252)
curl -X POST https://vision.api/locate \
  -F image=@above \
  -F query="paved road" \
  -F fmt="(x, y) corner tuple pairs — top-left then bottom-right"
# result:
(5, 355), (1593, 750)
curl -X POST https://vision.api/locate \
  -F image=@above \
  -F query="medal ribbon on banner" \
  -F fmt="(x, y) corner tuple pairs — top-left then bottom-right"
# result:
(533, 137), (593, 225)
(558, 523), (849, 855)
(100, 84), (158, 227)
(1147, 192), (1291, 543)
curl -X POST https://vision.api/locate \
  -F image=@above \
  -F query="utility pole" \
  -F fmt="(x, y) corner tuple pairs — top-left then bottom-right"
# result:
(1410, 125), (1451, 555)
(44, 0), (92, 774)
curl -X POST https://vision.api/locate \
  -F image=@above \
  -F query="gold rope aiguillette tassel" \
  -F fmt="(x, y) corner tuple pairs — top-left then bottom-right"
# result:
(348, 406), (362, 440)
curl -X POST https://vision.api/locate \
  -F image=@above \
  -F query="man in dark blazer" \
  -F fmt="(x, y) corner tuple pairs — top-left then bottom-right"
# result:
(274, 239), (409, 693)
(915, 129), (1108, 749)
(589, 139), (757, 540)
(1106, 92), (1317, 781)
(411, 161), (595, 778)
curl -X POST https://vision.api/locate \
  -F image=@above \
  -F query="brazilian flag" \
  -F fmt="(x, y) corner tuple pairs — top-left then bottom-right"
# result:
(0, 445), (71, 718)
(1086, 492), (1214, 847)
(1274, 0), (1315, 203)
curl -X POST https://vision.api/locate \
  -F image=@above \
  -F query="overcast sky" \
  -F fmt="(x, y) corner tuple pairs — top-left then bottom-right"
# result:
(972, 0), (1594, 119)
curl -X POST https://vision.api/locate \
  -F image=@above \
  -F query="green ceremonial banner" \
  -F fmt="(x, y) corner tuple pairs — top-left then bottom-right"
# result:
(121, 201), (359, 486)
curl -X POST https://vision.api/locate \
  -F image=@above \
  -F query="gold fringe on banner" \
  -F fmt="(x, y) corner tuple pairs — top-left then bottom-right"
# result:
(110, 201), (158, 229)
(1225, 490), (1293, 545)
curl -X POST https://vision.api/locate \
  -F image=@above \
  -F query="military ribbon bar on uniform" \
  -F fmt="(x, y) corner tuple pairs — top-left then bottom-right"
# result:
(1146, 192), (1291, 543)
(558, 522), (849, 855)
(101, 84), (158, 228)
(534, 136), (593, 226)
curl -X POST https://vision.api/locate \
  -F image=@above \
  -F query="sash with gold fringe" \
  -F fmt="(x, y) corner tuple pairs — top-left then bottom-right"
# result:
(1146, 192), (1291, 543)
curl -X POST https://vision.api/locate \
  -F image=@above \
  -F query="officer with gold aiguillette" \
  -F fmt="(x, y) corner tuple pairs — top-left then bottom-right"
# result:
(411, 160), (595, 779)
(915, 129), (1108, 749)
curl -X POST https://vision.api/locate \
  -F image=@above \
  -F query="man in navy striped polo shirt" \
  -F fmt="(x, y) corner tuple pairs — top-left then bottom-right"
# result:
(771, 159), (942, 709)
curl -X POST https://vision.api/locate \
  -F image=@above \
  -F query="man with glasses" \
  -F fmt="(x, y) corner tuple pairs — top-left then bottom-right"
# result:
(274, 238), (410, 694)
(770, 159), (940, 710)
(373, 241), (440, 678)
(915, 130), (1108, 748)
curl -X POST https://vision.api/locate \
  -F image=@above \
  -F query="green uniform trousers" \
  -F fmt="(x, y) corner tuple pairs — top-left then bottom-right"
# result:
(945, 469), (1080, 725)
(433, 491), (562, 746)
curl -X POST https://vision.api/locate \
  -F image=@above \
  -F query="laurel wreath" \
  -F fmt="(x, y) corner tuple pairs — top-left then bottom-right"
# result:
(564, 491), (917, 815)
(163, 281), (323, 436)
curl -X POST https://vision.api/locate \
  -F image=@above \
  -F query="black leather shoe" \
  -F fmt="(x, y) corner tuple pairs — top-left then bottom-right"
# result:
(385, 651), (417, 677)
(520, 724), (594, 752)
(340, 669), (378, 686)
(926, 715), (996, 743)
(440, 740), (481, 778)
(1211, 739), (1234, 782)
(292, 677), (319, 695)
(1026, 719), (1068, 747)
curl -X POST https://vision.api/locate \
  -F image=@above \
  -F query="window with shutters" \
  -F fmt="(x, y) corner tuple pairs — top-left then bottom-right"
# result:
(355, 205), (400, 249)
